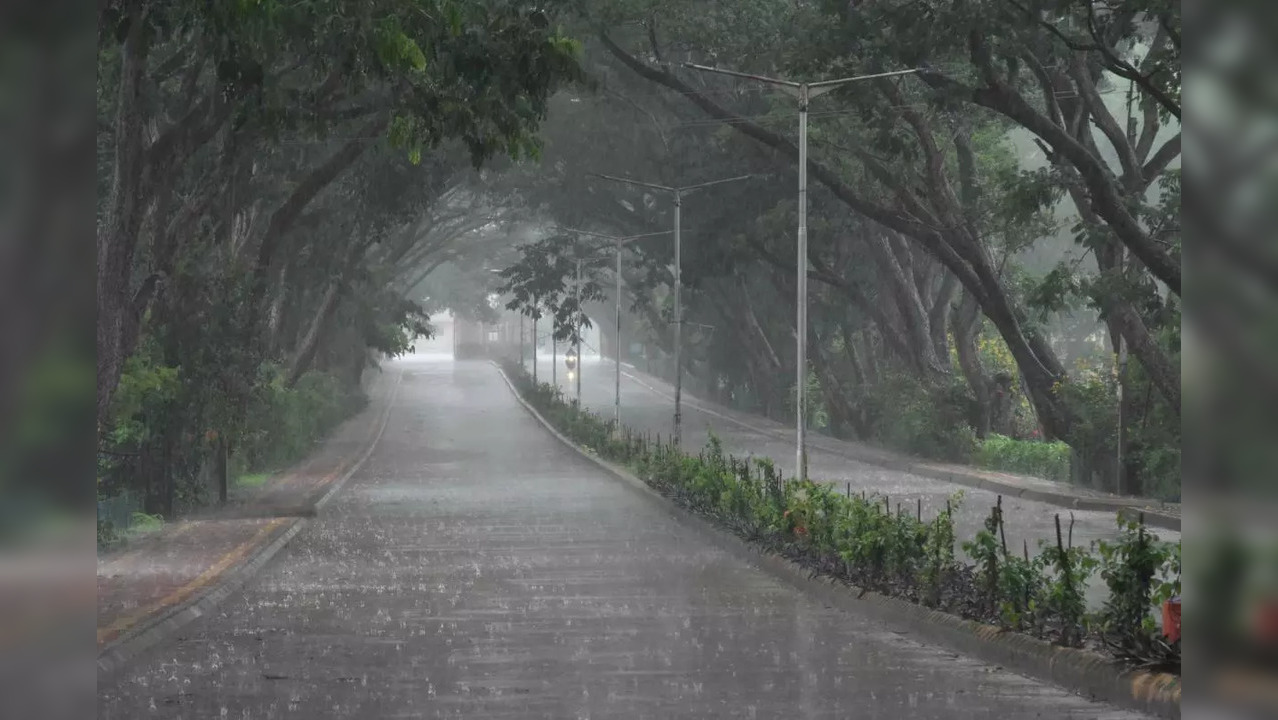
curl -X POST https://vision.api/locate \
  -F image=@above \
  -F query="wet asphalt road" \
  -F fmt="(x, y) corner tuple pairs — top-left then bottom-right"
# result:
(540, 355), (1180, 610)
(99, 357), (1152, 718)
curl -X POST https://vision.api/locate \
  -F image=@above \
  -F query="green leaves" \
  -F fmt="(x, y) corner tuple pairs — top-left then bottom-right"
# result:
(1095, 515), (1178, 658)
(106, 342), (182, 447)
(975, 433), (1071, 483)
(446, 3), (464, 37)
(1026, 263), (1084, 318)
(374, 15), (429, 72)
(497, 233), (610, 345)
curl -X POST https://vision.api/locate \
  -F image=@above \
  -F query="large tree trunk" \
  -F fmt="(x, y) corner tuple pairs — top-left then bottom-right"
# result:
(97, 6), (150, 429)
(98, 27), (241, 431)
(708, 280), (786, 418)
(284, 236), (373, 387)
(247, 117), (387, 324)
(746, 234), (918, 375)
(972, 277), (1073, 440)
(952, 292), (992, 438)
(284, 281), (344, 387)
(950, 291), (1018, 438)
(927, 270), (959, 365)
(921, 33), (1181, 296)
(808, 324), (861, 439)
(867, 231), (947, 380)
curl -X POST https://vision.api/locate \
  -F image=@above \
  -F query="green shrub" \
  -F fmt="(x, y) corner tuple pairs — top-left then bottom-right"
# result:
(105, 342), (181, 448)
(128, 511), (165, 536)
(1095, 516), (1178, 664)
(998, 550), (1046, 632)
(862, 373), (978, 462)
(1040, 514), (1097, 647)
(239, 364), (365, 472)
(919, 496), (960, 607)
(235, 472), (271, 489)
(976, 434), (1071, 482)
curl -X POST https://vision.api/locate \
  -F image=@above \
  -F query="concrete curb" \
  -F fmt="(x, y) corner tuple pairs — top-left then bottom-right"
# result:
(97, 370), (402, 678)
(617, 369), (1180, 532)
(494, 362), (1181, 719)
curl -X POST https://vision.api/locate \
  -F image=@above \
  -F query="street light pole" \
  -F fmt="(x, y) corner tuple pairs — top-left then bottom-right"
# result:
(796, 83), (809, 482)
(575, 258), (583, 404)
(614, 241), (623, 425)
(681, 62), (919, 481)
(558, 228), (673, 426)
(672, 190), (683, 443)
(591, 172), (752, 446)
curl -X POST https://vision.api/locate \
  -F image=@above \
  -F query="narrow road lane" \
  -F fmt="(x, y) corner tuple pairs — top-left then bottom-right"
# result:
(99, 357), (1150, 718)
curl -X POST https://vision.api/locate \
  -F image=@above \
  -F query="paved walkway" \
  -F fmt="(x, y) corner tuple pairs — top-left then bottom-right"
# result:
(96, 367), (401, 651)
(99, 358), (1151, 718)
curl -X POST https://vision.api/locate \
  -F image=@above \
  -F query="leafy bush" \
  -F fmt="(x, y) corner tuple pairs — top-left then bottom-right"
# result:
(238, 364), (366, 471)
(976, 434), (1071, 482)
(860, 373), (978, 462)
(128, 511), (165, 536)
(919, 496), (960, 607)
(1040, 514), (1098, 647)
(105, 342), (182, 448)
(1095, 516), (1179, 667)
(499, 359), (1179, 672)
(97, 508), (164, 548)
(999, 550), (1046, 632)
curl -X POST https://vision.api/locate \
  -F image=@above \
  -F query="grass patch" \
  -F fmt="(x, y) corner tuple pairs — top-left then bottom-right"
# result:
(235, 472), (272, 489)
(975, 433), (1071, 483)
(117, 511), (165, 542)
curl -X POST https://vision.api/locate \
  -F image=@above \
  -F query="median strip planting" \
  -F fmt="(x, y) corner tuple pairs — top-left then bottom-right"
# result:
(502, 359), (1181, 676)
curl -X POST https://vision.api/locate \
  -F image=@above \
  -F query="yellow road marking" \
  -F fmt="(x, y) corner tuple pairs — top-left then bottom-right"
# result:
(97, 517), (290, 646)
(97, 370), (400, 647)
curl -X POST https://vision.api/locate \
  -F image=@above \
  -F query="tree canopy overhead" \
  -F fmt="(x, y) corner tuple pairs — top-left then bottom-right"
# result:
(490, 0), (1180, 497)
(97, 0), (1184, 519)
(96, 0), (582, 515)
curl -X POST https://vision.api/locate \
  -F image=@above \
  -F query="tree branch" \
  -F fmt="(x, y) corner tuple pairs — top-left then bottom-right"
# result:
(249, 115), (389, 313)
(1069, 54), (1143, 190)
(920, 47), (1181, 295)
(1141, 132), (1181, 190)
(598, 30), (934, 242)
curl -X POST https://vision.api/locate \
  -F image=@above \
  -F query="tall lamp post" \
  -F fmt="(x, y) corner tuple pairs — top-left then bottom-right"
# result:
(560, 228), (673, 423)
(681, 63), (919, 481)
(574, 258), (582, 403)
(591, 172), (752, 445)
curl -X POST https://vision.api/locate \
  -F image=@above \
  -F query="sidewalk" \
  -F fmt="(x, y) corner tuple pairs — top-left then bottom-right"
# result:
(96, 367), (401, 667)
(616, 362), (1180, 531)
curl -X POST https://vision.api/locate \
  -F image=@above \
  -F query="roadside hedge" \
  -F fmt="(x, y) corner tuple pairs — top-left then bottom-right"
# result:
(975, 433), (1072, 483)
(502, 359), (1181, 674)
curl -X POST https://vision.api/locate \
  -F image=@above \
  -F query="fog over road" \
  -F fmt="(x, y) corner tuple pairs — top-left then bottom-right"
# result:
(99, 357), (1151, 718)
